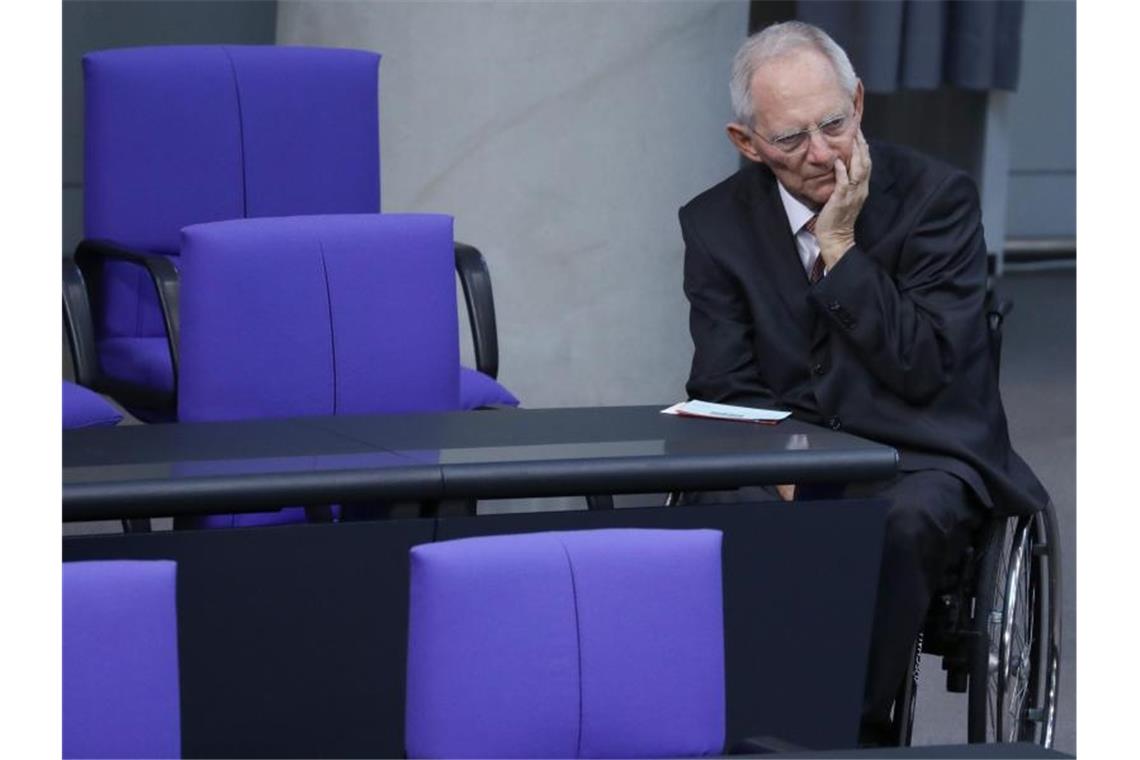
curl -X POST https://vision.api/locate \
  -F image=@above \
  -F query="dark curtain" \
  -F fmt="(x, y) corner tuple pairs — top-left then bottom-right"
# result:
(796, 0), (1024, 93)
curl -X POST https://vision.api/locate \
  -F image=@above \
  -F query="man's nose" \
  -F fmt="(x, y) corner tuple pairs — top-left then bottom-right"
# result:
(804, 130), (833, 165)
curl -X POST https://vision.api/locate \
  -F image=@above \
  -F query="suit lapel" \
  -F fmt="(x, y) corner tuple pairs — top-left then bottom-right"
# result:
(738, 164), (817, 334)
(855, 144), (899, 260)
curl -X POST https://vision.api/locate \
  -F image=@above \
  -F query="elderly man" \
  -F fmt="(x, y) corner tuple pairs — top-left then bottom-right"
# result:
(680, 21), (1049, 744)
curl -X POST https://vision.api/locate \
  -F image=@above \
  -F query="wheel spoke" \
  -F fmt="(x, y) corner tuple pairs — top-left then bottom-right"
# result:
(1004, 523), (1035, 741)
(988, 518), (1034, 742)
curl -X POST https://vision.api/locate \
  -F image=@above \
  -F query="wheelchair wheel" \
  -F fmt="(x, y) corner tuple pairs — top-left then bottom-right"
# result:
(967, 507), (1061, 746)
(889, 634), (921, 746)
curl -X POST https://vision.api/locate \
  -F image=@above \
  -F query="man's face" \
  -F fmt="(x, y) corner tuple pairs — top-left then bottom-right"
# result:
(727, 49), (863, 208)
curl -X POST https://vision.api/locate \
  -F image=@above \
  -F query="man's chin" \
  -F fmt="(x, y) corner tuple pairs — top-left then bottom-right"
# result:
(806, 183), (834, 206)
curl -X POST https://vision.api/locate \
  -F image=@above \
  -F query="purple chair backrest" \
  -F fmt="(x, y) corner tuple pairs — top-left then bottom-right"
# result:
(83, 45), (380, 341)
(406, 528), (726, 759)
(177, 213), (458, 422)
(63, 560), (180, 759)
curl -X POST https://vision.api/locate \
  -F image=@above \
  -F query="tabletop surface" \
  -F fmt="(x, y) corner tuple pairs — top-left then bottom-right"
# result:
(63, 405), (898, 520)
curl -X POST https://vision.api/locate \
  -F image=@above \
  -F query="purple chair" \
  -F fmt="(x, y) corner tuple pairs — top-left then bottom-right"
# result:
(405, 528), (726, 758)
(175, 213), (459, 528)
(73, 44), (516, 420)
(63, 560), (181, 759)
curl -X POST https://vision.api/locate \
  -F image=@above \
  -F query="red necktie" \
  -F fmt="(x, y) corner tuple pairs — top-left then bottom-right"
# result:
(803, 215), (825, 284)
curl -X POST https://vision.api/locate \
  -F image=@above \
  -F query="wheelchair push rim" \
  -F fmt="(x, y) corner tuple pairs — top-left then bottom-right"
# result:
(967, 509), (1061, 746)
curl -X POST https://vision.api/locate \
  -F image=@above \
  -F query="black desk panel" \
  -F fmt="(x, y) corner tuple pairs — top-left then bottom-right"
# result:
(64, 406), (898, 521)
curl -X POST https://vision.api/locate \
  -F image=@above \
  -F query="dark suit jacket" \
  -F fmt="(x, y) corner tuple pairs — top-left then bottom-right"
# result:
(680, 142), (1048, 516)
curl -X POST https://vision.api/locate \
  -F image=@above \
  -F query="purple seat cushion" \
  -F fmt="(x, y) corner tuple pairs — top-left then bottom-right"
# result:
(459, 366), (520, 409)
(96, 337), (176, 396)
(226, 46), (380, 219)
(84, 47), (244, 258)
(62, 381), (122, 429)
(178, 213), (458, 422)
(63, 560), (181, 759)
(406, 528), (725, 759)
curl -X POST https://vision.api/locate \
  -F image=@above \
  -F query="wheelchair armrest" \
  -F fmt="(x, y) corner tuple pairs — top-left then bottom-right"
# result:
(62, 257), (102, 388)
(454, 241), (500, 380)
(984, 285), (1014, 372)
(726, 735), (808, 754)
(986, 295), (1014, 332)
(74, 239), (182, 390)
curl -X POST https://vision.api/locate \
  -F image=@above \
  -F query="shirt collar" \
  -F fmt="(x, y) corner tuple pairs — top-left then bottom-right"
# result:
(776, 181), (817, 236)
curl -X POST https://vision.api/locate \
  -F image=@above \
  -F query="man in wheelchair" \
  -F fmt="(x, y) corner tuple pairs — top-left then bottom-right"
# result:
(678, 21), (1056, 747)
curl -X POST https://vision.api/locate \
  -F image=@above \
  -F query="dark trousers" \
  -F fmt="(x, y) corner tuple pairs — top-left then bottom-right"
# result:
(686, 469), (985, 734)
(835, 470), (985, 730)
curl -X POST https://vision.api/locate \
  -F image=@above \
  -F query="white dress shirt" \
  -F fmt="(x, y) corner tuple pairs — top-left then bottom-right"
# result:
(776, 181), (827, 279)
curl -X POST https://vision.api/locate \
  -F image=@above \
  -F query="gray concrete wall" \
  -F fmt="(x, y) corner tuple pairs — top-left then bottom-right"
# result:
(277, 0), (750, 409)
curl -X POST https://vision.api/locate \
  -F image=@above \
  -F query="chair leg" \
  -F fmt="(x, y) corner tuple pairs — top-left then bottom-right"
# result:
(121, 518), (151, 533)
(304, 505), (336, 523)
(585, 494), (614, 510)
(432, 498), (477, 517)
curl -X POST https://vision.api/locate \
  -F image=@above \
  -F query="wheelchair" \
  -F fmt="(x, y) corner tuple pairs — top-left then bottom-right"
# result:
(887, 285), (1063, 749)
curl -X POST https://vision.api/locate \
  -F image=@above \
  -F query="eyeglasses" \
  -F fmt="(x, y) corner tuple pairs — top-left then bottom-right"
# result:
(751, 112), (853, 154)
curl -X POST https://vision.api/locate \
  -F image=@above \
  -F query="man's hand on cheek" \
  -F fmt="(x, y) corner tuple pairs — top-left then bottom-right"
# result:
(815, 129), (872, 269)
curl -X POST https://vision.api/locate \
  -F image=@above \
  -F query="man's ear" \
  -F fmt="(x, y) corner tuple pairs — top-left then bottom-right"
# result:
(726, 123), (764, 164)
(852, 79), (865, 125)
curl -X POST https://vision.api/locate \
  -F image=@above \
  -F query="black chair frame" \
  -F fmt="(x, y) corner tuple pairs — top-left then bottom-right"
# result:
(63, 257), (150, 534)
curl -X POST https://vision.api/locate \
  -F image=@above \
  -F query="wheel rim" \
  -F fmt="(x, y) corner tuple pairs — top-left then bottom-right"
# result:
(986, 518), (1035, 742)
(1040, 508), (1062, 749)
(969, 510), (1061, 747)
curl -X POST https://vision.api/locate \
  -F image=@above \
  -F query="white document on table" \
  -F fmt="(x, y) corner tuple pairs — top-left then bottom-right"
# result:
(661, 400), (792, 424)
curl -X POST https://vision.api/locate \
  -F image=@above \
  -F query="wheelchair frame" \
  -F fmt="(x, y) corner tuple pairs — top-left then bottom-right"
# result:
(891, 504), (1062, 747)
(888, 284), (1063, 749)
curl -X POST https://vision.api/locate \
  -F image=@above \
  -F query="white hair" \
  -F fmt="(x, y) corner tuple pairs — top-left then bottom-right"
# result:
(730, 21), (858, 127)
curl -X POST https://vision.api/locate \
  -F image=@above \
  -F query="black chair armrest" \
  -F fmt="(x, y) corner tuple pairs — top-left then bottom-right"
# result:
(74, 239), (182, 390)
(62, 257), (102, 388)
(986, 293), (1014, 334)
(454, 241), (500, 380)
(984, 281), (1014, 372)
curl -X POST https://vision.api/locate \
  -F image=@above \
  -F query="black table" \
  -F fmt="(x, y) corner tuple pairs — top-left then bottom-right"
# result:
(63, 405), (900, 757)
(63, 404), (898, 521)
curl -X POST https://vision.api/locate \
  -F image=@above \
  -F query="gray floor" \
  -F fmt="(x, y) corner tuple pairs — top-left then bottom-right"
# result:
(911, 267), (1076, 752)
